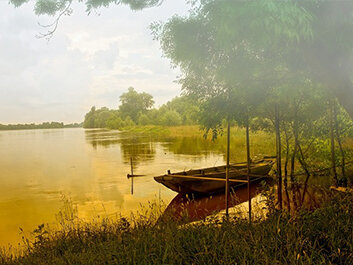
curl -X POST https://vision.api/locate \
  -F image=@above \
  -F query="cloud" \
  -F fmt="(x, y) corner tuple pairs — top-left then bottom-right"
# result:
(92, 42), (120, 71)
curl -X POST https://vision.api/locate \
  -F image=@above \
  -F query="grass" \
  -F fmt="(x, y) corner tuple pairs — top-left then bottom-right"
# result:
(122, 125), (208, 138)
(1, 190), (353, 264)
(123, 125), (170, 135)
(167, 125), (202, 137)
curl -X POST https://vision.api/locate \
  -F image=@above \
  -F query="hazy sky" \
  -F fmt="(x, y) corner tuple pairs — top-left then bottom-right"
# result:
(0, 1), (189, 124)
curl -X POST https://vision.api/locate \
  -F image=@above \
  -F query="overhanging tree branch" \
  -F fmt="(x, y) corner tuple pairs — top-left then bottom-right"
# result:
(36, 0), (72, 40)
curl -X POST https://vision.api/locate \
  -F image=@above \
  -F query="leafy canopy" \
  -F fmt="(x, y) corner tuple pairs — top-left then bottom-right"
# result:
(152, 0), (314, 136)
(10, 0), (164, 13)
(119, 87), (154, 123)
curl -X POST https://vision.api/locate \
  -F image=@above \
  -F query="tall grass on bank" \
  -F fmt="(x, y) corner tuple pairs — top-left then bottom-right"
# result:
(123, 125), (170, 135)
(1, 190), (353, 265)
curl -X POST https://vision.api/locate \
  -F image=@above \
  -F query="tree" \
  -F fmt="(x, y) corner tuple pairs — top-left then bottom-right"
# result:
(9, 0), (164, 39)
(118, 87), (154, 123)
(152, 0), (353, 207)
(83, 106), (96, 128)
(138, 113), (152, 125)
(10, 0), (163, 12)
(152, 0), (304, 134)
(95, 108), (114, 128)
(82, 90), (199, 128)
(289, 1), (353, 121)
(161, 95), (199, 125)
(83, 106), (116, 128)
(160, 110), (182, 126)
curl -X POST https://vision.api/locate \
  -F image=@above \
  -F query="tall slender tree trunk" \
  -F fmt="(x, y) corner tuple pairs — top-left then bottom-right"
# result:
(246, 121), (251, 224)
(275, 105), (282, 210)
(333, 100), (347, 186)
(283, 126), (291, 212)
(290, 118), (299, 210)
(297, 144), (310, 206)
(329, 100), (339, 187)
(225, 119), (230, 217)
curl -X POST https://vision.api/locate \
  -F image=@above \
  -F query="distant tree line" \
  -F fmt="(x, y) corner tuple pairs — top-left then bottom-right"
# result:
(0, 122), (82, 131)
(83, 87), (199, 129)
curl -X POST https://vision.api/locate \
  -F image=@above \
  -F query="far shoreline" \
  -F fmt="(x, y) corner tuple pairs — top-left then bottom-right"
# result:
(0, 122), (82, 131)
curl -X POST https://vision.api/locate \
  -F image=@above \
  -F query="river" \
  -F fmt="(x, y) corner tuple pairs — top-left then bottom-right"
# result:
(0, 128), (232, 247)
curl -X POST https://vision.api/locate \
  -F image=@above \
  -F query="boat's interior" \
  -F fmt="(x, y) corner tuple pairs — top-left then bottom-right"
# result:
(161, 158), (275, 179)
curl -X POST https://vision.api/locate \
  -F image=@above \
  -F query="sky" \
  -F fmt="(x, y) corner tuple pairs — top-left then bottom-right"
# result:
(0, 0), (189, 124)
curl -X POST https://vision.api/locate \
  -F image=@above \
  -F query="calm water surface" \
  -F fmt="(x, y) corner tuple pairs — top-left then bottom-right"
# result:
(0, 128), (227, 247)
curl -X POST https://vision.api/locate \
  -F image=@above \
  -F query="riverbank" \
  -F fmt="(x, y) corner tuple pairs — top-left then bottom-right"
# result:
(122, 125), (203, 136)
(1, 190), (352, 264)
(124, 125), (274, 142)
(0, 122), (82, 131)
(123, 124), (263, 137)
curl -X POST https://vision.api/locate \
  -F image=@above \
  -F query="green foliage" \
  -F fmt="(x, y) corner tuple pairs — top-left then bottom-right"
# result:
(106, 116), (124, 130)
(10, 0), (164, 13)
(153, 0), (310, 138)
(151, 0), (353, 187)
(164, 95), (199, 125)
(94, 108), (114, 128)
(159, 110), (182, 126)
(154, 0), (353, 133)
(138, 113), (152, 125)
(83, 106), (97, 128)
(119, 87), (154, 123)
(64, 123), (82, 128)
(34, 0), (66, 16)
(83, 87), (199, 129)
(123, 116), (136, 127)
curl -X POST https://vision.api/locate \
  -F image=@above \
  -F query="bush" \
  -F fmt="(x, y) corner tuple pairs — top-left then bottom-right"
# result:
(160, 110), (182, 126)
(122, 116), (136, 127)
(138, 113), (152, 125)
(106, 117), (124, 130)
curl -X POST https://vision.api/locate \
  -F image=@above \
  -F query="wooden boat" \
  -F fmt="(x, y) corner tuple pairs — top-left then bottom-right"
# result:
(154, 158), (275, 195)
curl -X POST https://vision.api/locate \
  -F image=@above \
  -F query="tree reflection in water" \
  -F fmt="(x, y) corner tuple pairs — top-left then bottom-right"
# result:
(84, 129), (223, 170)
(161, 136), (219, 157)
(85, 129), (156, 168)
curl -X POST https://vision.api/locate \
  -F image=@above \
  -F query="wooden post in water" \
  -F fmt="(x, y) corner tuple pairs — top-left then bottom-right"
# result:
(225, 119), (231, 217)
(130, 157), (134, 195)
(246, 121), (252, 224)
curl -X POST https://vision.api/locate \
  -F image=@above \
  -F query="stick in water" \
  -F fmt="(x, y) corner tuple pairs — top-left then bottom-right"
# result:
(130, 157), (134, 195)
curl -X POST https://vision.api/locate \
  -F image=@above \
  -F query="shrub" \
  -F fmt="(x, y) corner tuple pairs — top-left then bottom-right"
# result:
(160, 110), (182, 126)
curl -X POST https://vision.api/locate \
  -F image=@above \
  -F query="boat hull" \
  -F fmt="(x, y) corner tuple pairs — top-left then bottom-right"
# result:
(154, 159), (274, 195)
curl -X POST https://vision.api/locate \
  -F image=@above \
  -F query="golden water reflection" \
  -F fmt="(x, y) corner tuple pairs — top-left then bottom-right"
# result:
(0, 128), (228, 247)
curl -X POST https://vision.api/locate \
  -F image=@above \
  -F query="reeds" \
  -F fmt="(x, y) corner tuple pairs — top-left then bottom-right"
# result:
(1, 191), (353, 264)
